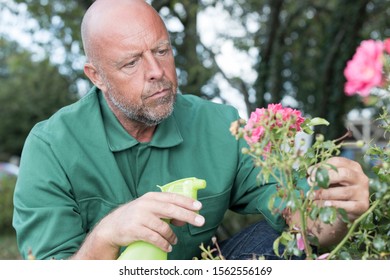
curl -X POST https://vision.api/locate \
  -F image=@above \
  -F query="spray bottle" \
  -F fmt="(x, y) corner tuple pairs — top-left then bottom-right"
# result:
(117, 177), (206, 260)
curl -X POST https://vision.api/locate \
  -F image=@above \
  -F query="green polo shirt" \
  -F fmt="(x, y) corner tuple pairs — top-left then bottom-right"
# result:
(13, 87), (287, 260)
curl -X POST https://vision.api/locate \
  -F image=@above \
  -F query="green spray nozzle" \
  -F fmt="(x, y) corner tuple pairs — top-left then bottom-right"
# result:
(158, 177), (206, 200)
(117, 177), (206, 260)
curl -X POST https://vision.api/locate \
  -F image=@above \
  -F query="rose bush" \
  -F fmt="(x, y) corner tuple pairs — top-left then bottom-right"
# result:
(333, 39), (389, 259)
(228, 38), (389, 260)
(197, 39), (389, 260)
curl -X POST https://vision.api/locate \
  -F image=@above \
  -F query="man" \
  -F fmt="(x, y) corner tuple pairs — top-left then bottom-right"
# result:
(13, 0), (369, 260)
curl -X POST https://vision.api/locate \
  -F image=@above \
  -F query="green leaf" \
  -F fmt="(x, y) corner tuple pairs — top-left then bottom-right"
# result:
(307, 235), (320, 247)
(322, 140), (335, 149)
(325, 163), (338, 173)
(361, 212), (376, 230)
(337, 208), (350, 223)
(309, 205), (320, 221)
(303, 126), (314, 135)
(281, 231), (294, 243)
(319, 207), (337, 224)
(315, 167), (330, 189)
(363, 95), (380, 106)
(308, 117), (330, 127)
(373, 237), (386, 251)
(273, 237), (281, 257)
(339, 251), (352, 260)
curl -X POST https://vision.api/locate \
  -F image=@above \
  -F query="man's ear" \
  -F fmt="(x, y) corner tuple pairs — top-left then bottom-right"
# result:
(84, 63), (107, 92)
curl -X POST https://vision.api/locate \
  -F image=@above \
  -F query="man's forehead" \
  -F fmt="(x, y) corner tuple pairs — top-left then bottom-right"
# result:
(84, 0), (167, 43)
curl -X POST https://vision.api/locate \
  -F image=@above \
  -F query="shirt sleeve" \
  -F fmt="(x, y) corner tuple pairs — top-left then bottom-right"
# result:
(13, 128), (85, 260)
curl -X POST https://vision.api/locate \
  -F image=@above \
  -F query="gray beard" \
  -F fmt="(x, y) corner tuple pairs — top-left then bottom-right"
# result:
(108, 90), (176, 127)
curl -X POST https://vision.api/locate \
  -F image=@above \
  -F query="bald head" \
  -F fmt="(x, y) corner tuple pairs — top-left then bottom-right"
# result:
(81, 0), (167, 65)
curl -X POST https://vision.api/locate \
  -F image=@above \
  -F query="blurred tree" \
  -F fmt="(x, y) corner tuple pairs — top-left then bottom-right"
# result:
(7, 0), (390, 139)
(0, 37), (77, 159)
(10, 0), (89, 81)
(214, 0), (390, 138)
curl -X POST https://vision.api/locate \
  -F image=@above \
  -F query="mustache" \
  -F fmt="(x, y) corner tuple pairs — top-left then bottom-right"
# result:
(143, 79), (175, 98)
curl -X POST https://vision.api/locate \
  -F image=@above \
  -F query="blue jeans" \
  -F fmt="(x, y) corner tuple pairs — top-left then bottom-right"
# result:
(219, 220), (296, 260)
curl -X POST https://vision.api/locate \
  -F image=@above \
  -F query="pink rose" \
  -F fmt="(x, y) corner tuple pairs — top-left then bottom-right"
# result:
(384, 38), (390, 54)
(344, 40), (384, 96)
(243, 104), (305, 146)
(244, 125), (265, 144)
(244, 108), (266, 144)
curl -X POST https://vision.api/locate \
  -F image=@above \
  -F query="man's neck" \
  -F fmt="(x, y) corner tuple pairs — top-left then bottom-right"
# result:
(105, 97), (156, 143)
(117, 114), (156, 143)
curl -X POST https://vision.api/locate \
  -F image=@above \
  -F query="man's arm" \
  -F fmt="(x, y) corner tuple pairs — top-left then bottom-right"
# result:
(70, 192), (205, 259)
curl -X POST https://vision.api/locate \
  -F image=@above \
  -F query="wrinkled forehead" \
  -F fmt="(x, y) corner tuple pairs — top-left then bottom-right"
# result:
(99, 16), (170, 58)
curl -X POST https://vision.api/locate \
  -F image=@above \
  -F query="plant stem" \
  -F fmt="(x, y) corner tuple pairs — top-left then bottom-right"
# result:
(299, 207), (312, 259)
(326, 199), (381, 259)
(286, 167), (312, 259)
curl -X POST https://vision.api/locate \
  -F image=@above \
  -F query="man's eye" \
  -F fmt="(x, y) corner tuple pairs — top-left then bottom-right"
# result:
(124, 59), (138, 68)
(156, 48), (169, 56)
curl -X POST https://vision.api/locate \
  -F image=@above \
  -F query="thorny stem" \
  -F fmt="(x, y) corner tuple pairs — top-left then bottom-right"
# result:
(299, 208), (312, 259)
(300, 190), (316, 259)
(326, 198), (382, 259)
(283, 166), (313, 259)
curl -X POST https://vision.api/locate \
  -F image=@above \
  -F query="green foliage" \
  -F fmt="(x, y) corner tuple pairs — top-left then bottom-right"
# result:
(0, 38), (77, 158)
(233, 107), (337, 259)
(328, 108), (390, 260)
(232, 101), (389, 259)
(0, 175), (17, 234)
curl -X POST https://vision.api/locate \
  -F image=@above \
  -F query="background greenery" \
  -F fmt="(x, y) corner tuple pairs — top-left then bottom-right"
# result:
(1, 0), (389, 259)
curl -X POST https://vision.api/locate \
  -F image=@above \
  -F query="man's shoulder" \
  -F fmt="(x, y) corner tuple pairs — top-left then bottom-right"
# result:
(30, 87), (102, 141)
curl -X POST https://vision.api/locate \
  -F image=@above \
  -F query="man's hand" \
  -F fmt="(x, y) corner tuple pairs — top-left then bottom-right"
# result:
(290, 157), (370, 247)
(70, 192), (204, 259)
(312, 157), (370, 221)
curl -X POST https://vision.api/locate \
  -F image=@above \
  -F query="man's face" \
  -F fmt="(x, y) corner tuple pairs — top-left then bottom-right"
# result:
(95, 16), (178, 126)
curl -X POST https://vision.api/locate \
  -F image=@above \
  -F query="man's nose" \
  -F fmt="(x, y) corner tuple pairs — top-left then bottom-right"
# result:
(144, 52), (164, 81)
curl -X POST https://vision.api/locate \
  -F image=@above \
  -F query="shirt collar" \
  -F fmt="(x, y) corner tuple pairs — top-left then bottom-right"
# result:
(98, 90), (183, 151)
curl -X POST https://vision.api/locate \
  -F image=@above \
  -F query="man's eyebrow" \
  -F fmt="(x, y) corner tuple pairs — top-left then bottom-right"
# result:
(115, 51), (142, 67)
(114, 40), (172, 66)
(151, 40), (172, 51)
(155, 40), (171, 47)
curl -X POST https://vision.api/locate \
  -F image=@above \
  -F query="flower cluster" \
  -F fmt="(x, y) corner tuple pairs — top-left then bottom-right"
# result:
(231, 103), (335, 259)
(244, 103), (305, 145)
(344, 38), (390, 98)
(237, 103), (306, 160)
